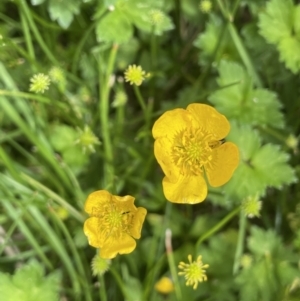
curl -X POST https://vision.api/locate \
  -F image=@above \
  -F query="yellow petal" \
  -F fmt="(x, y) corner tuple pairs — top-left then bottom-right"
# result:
(84, 190), (111, 215)
(206, 142), (239, 187)
(152, 108), (193, 140)
(154, 138), (180, 182)
(187, 103), (230, 139)
(84, 217), (102, 248)
(162, 174), (207, 204)
(100, 233), (136, 259)
(130, 207), (147, 239)
(114, 195), (135, 209)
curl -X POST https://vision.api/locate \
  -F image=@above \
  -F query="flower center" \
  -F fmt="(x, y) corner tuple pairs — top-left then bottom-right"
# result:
(95, 203), (133, 240)
(171, 128), (220, 176)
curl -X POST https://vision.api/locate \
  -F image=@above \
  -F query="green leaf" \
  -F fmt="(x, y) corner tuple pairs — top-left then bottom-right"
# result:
(48, 0), (80, 29)
(0, 260), (61, 301)
(96, 10), (133, 44)
(252, 143), (296, 189)
(258, 0), (294, 44)
(223, 125), (296, 199)
(294, 5), (300, 37)
(248, 226), (282, 257)
(209, 61), (284, 128)
(194, 14), (238, 65)
(277, 36), (300, 74)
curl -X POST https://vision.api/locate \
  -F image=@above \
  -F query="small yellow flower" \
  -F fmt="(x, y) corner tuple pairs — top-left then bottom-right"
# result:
(75, 125), (101, 153)
(152, 103), (239, 204)
(124, 64), (146, 86)
(199, 0), (212, 13)
(155, 276), (174, 294)
(83, 190), (147, 259)
(91, 254), (111, 276)
(178, 255), (209, 290)
(29, 73), (51, 94)
(242, 195), (262, 218)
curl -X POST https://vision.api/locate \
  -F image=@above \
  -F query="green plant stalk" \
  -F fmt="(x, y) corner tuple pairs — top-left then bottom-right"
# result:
(145, 202), (172, 301)
(20, 10), (35, 63)
(50, 213), (93, 301)
(27, 205), (81, 300)
(99, 274), (108, 301)
(216, 0), (262, 87)
(195, 206), (240, 252)
(72, 23), (95, 74)
(233, 211), (247, 274)
(21, 173), (84, 222)
(133, 85), (147, 112)
(2, 200), (53, 269)
(0, 89), (67, 109)
(166, 229), (182, 301)
(99, 44), (118, 189)
(18, 0), (59, 66)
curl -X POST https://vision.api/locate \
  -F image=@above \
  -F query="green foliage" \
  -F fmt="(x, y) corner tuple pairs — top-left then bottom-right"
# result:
(209, 60), (284, 128)
(0, 1), (300, 301)
(95, 0), (174, 44)
(259, 0), (300, 73)
(194, 14), (238, 65)
(236, 227), (299, 301)
(223, 124), (296, 200)
(0, 260), (61, 301)
(49, 124), (88, 173)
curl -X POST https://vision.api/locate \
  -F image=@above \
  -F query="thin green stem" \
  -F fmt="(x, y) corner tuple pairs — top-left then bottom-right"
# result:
(99, 275), (108, 301)
(21, 173), (84, 223)
(233, 211), (247, 274)
(165, 229), (182, 301)
(18, 0), (59, 66)
(195, 206), (240, 253)
(99, 44), (119, 189)
(20, 10), (35, 63)
(133, 85), (147, 112)
(0, 89), (67, 109)
(216, 0), (262, 87)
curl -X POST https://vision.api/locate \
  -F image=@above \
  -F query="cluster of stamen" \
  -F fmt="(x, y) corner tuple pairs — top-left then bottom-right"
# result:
(171, 128), (220, 176)
(92, 203), (133, 241)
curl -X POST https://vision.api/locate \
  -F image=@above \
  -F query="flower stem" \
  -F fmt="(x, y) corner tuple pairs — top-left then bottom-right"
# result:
(165, 229), (182, 301)
(195, 206), (240, 253)
(133, 85), (147, 112)
(99, 274), (108, 301)
(233, 211), (246, 274)
(216, 0), (262, 87)
(99, 44), (118, 190)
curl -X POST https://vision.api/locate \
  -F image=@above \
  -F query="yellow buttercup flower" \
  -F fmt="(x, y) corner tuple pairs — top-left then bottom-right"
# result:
(152, 103), (239, 204)
(155, 276), (174, 294)
(83, 190), (147, 259)
(178, 255), (209, 290)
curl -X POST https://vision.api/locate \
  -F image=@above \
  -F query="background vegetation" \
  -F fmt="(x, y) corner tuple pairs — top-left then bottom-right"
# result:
(0, 0), (299, 300)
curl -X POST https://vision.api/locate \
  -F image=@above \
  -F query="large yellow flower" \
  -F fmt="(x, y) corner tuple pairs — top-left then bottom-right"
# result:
(83, 190), (147, 259)
(152, 103), (239, 204)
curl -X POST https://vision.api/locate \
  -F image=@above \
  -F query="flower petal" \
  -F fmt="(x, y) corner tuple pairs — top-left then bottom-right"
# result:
(162, 174), (207, 204)
(114, 195), (135, 208)
(206, 142), (239, 187)
(84, 190), (111, 215)
(187, 103), (230, 139)
(130, 207), (147, 239)
(84, 217), (102, 248)
(100, 233), (136, 259)
(154, 138), (180, 182)
(152, 108), (193, 140)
